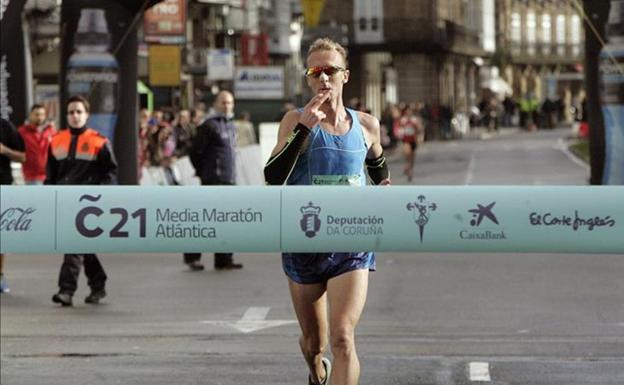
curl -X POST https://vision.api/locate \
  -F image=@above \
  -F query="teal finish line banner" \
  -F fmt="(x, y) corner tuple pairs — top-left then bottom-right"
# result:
(1, 186), (623, 254)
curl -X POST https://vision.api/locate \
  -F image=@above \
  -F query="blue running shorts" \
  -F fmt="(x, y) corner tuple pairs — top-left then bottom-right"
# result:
(282, 252), (376, 284)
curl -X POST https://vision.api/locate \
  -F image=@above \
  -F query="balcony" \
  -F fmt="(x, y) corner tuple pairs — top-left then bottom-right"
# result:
(443, 20), (483, 55)
(354, 18), (483, 54)
(509, 42), (583, 64)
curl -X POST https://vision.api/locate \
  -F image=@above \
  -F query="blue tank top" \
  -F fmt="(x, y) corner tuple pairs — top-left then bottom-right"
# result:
(287, 108), (368, 186)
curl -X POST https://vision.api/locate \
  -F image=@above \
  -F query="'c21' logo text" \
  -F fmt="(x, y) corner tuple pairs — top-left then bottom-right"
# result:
(75, 194), (146, 238)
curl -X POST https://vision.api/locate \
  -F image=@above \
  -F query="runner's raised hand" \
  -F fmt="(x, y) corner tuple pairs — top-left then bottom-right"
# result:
(298, 91), (330, 128)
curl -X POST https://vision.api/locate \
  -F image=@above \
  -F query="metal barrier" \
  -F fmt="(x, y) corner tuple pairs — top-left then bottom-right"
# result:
(1, 186), (622, 254)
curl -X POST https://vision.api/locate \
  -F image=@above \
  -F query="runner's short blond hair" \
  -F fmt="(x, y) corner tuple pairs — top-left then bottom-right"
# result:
(307, 38), (348, 67)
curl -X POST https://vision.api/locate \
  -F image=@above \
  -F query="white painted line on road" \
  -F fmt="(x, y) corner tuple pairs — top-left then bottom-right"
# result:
(241, 307), (270, 321)
(199, 307), (297, 334)
(468, 362), (491, 382)
(557, 137), (590, 171)
(465, 151), (476, 185)
(233, 307), (296, 333)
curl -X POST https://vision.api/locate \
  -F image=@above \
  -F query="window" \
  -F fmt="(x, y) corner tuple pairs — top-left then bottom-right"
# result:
(570, 14), (582, 56)
(541, 14), (552, 43)
(570, 14), (582, 44)
(556, 14), (566, 55)
(526, 12), (537, 43)
(511, 12), (521, 42)
(556, 14), (566, 44)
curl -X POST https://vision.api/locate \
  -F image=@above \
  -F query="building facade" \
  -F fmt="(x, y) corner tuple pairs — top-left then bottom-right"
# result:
(310, 0), (493, 118)
(496, 0), (584, 122)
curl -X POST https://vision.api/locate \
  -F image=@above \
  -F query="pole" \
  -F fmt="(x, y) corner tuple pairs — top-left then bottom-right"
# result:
(583, 0), (611, 185)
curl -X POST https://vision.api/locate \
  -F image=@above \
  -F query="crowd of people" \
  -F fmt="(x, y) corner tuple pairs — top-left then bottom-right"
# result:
(476, 93), (579, 132)
(0, 90), (251, 298)
(373, 92), (577, 154)
(137, 99), (257, 186)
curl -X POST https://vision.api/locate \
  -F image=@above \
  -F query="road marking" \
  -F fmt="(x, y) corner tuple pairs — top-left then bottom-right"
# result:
(200, 307), (297, 334)
(468, 362), (491, 382)
(241, 307), (270, 321)
(465, 151), (476, 185)
(557, 137), (590, 171)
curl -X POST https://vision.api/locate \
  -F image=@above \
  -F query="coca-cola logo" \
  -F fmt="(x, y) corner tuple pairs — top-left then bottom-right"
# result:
(0, 207), (36, 231)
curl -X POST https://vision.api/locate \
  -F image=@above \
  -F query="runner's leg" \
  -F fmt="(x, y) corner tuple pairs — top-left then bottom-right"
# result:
(288, 279), (329, 384)
(402, 142), (410, 176)
(327, 269), (369, 385)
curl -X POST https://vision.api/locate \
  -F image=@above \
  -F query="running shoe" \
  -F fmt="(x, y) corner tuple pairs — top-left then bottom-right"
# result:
(308, 357), (331, 385)
(0, 274), (9, 293)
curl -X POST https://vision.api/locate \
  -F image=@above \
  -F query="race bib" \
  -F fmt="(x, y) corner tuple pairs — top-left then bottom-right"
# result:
(312, 175), (361, 186)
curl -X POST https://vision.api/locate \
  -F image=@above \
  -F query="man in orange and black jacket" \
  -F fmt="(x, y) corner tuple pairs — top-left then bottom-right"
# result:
(46, 95), (117, 307)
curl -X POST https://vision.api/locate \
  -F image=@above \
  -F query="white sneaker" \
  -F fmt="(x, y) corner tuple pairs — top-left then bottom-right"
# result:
(0, 275), (9, 293)
(308, 357), (331, 385)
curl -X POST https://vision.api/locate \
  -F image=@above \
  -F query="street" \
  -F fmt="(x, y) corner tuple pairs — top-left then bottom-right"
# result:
(2, 127), (623, 385)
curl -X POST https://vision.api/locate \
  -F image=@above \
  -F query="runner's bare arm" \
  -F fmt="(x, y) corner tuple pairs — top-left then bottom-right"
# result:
(358, 111), (391, 185)
(264, 91), (330, 185)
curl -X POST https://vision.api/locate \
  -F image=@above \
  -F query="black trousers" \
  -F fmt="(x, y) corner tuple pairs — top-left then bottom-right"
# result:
(58, 254), (107, 294)
(183, 180), (234, 268)
(184, 252), (234, 267)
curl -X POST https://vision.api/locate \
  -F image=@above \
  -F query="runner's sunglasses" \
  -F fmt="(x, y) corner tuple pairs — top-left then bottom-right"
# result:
(304, 65), (346, 78)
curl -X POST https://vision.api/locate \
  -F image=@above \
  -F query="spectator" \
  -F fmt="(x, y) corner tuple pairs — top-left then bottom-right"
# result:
(440, 104), (453, 139)
(275, 101), (296, 121)
(191, 107), (206, 127)
(235, 111), (257, 147)
(173, 109), (194, 157)
(138, 108), (151, 168)
(47, 96), (118, 307)
(145, 110), (171, 167)
(381, 103), (400, 148)
(18, 104), (56, 185)
(0, 118), (26, 293)
(502, 95), (516, 127)
(186, 90), (243, 271)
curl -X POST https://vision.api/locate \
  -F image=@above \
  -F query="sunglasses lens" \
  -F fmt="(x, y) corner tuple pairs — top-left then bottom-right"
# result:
(323, 67), (339, 76)
(305, 68), (319, 77)
(306, 66), (342, 77)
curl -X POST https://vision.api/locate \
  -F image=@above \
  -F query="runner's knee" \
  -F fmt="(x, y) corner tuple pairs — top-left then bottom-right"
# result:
(330, 327), (355, 357)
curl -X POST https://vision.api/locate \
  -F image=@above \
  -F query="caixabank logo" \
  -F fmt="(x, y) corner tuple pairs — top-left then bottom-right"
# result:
(460, 201), (507, 240)
(300, 202), (321, 238)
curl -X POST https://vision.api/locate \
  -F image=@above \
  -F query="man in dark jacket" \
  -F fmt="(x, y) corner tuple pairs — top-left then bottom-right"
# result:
(186, 90), (242, 270)
(46, 96), (117, 306)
